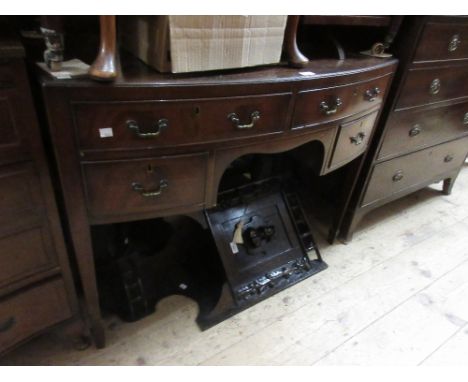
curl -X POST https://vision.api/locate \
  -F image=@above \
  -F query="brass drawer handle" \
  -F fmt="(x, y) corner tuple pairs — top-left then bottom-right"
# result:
(0, 316), (16, 333)
(227, 111), (260, 130)
(463, 112), (468, 125)
(444, 154), (454, 163)
(350, 132), (366, 145)
(392, 170), (404, 182)
(365, 87), (381, 102)
(127, 119), (168, 138)
(320, 97), (343, 115)
(429, 79), (441, 95)
(132, 179), (168, 197)
(448, 34), (461, 52)
(409, 124), (422, 137)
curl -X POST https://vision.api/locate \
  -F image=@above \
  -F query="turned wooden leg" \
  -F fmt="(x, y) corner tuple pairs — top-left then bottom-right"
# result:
(442, 177), (455, 195)
(89, 15), (118, 81)
(284, 16), (309, 68)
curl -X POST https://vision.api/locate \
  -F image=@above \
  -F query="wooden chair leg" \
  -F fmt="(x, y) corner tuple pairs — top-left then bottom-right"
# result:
(89, 16), (118, 81)
(284, 16), (309, 68)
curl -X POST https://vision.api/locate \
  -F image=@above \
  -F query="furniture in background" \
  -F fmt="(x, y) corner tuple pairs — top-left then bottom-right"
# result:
(0, 27), (81, 355)
(340, 16), (468, 241)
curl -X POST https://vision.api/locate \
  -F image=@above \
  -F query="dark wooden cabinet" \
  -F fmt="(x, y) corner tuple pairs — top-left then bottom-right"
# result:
(0, 33), (80, 355)
(38, 54), (396, 347)
(340, 16), (468, 241)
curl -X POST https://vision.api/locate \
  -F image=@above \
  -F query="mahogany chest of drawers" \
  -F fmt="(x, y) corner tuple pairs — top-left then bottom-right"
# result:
(39, 55), (396, 347)
(0, 32), (80, 355)
(340, 16), (468, 241)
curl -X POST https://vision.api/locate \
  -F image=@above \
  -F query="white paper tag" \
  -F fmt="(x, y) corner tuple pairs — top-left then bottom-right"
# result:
(230, 241), (239, 254)
(299, 71), (316, 76)
(55, 71), (72, 79)
(99, 127), (114, 138)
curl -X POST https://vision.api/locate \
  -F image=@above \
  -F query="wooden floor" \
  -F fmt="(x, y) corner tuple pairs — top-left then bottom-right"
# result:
(3, 164), (468, 366)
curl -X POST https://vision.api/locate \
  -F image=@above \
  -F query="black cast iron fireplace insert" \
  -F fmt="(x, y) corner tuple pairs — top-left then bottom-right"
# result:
(94, 153), (328, 329)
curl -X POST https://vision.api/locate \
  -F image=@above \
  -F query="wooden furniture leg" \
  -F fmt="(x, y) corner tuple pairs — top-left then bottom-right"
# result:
(89, 16), (118, 81)
(284, 16), (309, 68)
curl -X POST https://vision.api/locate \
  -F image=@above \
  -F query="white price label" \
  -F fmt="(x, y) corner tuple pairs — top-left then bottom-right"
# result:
(230, 241), (239, 254)
(99, 127), (114, 138)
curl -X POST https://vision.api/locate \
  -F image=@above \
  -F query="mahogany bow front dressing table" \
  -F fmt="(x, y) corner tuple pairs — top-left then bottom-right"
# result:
(38, 51), (397, 347)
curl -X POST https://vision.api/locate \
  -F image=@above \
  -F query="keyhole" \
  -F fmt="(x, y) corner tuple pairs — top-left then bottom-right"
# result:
(147, 164), (153, 173)
(194, 106), (200, 115)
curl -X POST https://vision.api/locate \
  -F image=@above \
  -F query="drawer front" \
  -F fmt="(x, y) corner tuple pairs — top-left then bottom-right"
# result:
(0, 96), (19, 148)
(293, 75), (389, 128)
(329, 111), (378, 169)
(0, 61), (16, 89)
(379, 101), (468, 160)
(414, 21), (468, 63)
(0, 278), (72, 353)
(0, 163), (58, 287)
(82, 153), (208, 218)
(0, 226), (57, 289)
(362, 137), (468, 206)
(397, 66), (468, 109)
(74, 93), (291, 151)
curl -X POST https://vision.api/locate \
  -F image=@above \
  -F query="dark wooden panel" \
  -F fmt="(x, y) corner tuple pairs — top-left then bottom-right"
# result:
(362, 137), (468, 207)
(0, 226), (57, 289)
(293, 74), (390, 128)
(396, 65), (468, 110)
(0, 278), (72, 354)
(73, 93), (291, 153)
(82, 152), (208, 218)
(379, 100), (468, 160)
(0, 96), (18, 146)
(329, 111), (378, 170)
(0, 61), (16, 88)
(414, 21), (468, 63)
(303, 16), (391, 27)
(0, 163), (38, 218)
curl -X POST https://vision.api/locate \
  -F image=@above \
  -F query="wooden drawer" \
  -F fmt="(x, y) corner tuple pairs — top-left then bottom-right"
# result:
(82, 152), (208, 219)
(0, 278), (72, 353)
(0, 225), (57, 290)
(329, 111), (378, 170)
(396, 66), (468, 110)
(0, 61), (16, 89)
(0, 91), (30, 165)
(73, 93), (291, 152)
(362, 137), (468, 207)
(378, 100), (468, 160)
(292, 75), (389, 128)
(414, 21), (468, 63)
(0, 163), (58, 288)
(0, 95), (19, 147)
(0, 162), (46, 221)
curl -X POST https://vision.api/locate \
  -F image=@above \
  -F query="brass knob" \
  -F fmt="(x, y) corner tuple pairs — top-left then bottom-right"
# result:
(392, 170), (404, 182)
(448, 34), (461, 52)
(320, 97), (343, 115)
(444, 154), (454, 163)
(365, 87), (381, 102)
(429, 79), (441, 95)
(409, 124), (422, 137)
(350, 132), (366, 145)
